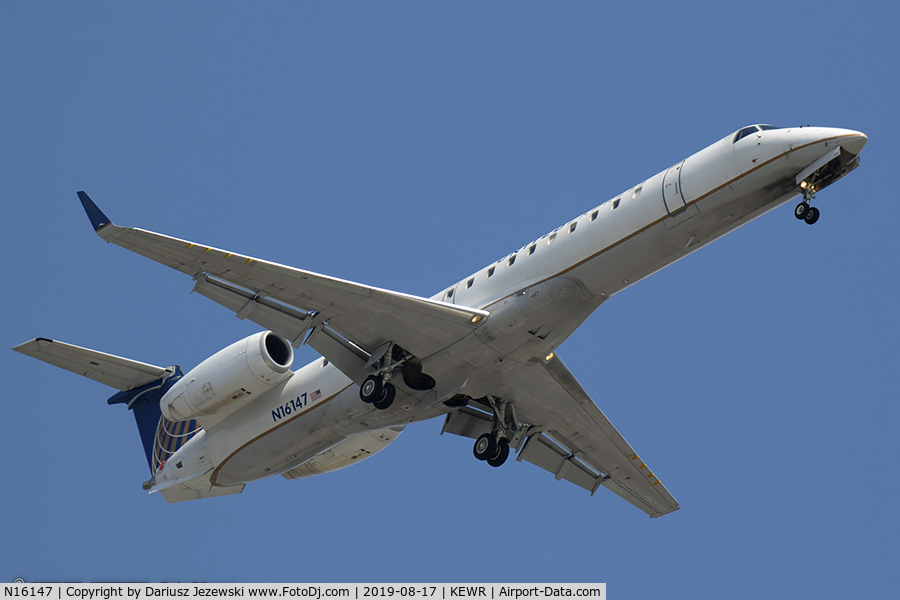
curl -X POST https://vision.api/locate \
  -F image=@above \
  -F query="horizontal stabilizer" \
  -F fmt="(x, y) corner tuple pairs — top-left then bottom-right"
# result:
(12, 338), (169, 391)
(13, 338), (185, 472)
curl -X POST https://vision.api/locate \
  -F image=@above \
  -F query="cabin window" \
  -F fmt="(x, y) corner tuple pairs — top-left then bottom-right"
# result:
(547, 231), (557, 245)
(466, 278), (474, 289)
(528, 244), (536, 255)
(446, 288), (454, 298)
(613, 198), (620, 209)
(632, 186), (642, 198)
(486, 266), (495, 278)
(590, 209), (598, 222)
(568, 222), (577, 234)
(508, 255), (516, 266)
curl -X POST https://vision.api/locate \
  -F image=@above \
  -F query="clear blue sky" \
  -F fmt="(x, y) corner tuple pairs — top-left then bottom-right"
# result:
(3, 2), (897, 596)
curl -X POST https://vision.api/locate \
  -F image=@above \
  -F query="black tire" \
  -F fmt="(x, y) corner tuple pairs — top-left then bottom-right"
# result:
(473, 434), (497, 461)
(804, 206), (820, 225)
(372, 382), (396, 410)
(794, 202), (809, 220)
(359, 375), (383, 403)
(487, 439), (510, 468)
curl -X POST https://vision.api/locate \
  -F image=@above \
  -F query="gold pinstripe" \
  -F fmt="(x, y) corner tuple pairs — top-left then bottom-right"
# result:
(210, 384), (352, 486)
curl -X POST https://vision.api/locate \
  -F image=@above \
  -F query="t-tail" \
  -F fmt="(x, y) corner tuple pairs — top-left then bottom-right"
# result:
(11, 338), (199, 474)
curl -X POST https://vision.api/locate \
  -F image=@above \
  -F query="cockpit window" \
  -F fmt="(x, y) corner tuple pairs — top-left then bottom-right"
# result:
(734, 124), (784, 143)
(733, 126), (759, 143)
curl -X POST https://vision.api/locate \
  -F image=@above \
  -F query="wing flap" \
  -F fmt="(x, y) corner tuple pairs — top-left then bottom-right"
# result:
(516, 432), (603, 493)
(304, 326), (371, 386)
(12, 338), (168, 391)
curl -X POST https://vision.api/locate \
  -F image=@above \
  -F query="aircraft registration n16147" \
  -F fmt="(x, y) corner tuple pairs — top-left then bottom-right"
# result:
(13, 124), (866, 517)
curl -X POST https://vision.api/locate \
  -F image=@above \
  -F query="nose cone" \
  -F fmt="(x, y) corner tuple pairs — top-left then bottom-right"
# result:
(833, 128), (867, 156)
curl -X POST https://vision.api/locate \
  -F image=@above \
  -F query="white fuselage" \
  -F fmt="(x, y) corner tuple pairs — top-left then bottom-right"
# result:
(159, 126), (866, 489)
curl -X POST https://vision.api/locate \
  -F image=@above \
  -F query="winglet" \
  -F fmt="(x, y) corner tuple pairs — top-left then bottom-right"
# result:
(77, 191), (112, 231)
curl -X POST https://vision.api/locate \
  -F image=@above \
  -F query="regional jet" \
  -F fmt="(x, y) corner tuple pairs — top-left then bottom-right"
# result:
(13, 124), (866, 517)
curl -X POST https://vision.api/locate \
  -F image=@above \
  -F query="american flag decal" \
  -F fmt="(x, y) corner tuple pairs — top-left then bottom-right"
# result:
(311, 389), (322, 401)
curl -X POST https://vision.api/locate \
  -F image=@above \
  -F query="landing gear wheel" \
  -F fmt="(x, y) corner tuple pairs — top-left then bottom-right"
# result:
(804, 206), (820, 225)
(487, 439), (510, 467)
(473, 434), (497, 461)
(794, 202), (810, 220)
(359, 375), (383, 403)
(372, 382), (396, 410)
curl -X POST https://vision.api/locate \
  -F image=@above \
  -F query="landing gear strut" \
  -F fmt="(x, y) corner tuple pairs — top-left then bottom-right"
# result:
(471, 396), (518, 468)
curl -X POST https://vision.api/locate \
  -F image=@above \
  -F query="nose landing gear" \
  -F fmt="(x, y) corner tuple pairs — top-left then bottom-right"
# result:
(795, 183), (820, 225)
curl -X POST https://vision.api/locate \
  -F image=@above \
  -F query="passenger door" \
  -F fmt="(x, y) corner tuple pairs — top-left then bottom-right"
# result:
(662, 161), (687, 215)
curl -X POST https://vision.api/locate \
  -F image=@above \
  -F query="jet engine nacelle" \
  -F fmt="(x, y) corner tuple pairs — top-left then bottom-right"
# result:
(160, 331), (293, 421)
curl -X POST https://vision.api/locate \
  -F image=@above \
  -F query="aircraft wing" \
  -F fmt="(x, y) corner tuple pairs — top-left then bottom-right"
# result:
(492, 354), (679, 518)
(77, 192), (487, 380)
(12, 338), (169, 391)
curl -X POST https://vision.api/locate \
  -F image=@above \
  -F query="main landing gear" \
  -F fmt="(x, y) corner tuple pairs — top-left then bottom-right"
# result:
(359, 374), (396, 410)
(471, 395), (519, 468)
(795, 182), (820, 225)
(359, 341), (419, 411)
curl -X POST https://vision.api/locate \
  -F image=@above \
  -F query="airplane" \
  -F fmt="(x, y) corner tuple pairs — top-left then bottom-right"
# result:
(12, 124), (866, 518)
